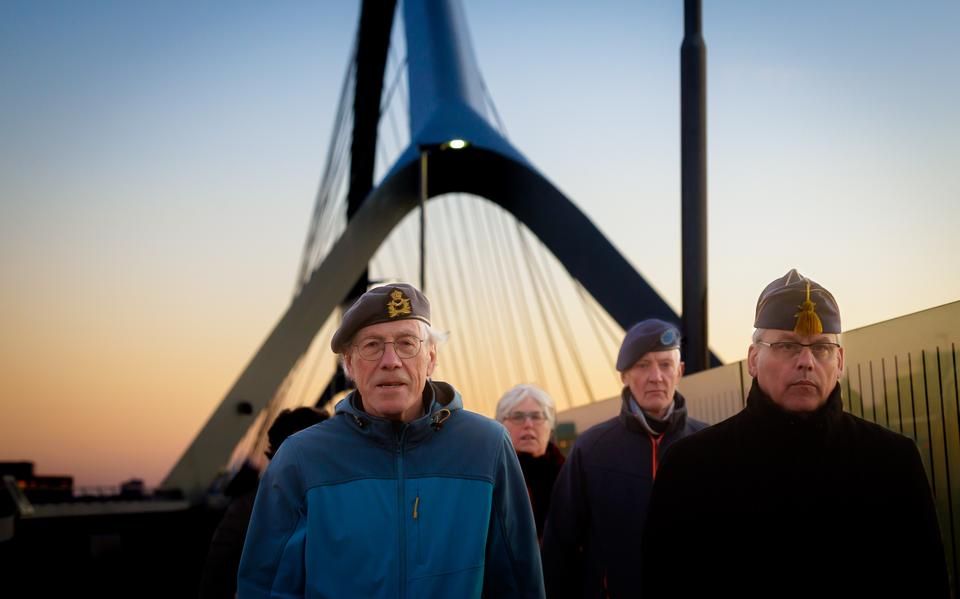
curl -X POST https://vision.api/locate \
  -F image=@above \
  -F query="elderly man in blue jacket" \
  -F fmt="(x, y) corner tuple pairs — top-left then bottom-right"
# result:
(238, 283), (544, 598)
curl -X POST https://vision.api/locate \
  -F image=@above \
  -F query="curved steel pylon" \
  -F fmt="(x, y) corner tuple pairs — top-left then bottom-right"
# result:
(162, 0), (716, 503)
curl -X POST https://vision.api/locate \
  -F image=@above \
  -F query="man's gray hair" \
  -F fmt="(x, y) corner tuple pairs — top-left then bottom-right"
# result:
(495, 384), (557, 430)
(421, 322), (449, 347)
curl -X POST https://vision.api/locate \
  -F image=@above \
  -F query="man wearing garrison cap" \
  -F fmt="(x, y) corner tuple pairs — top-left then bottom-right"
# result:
(642, 269), (949, 598)
(239, 283), (545, 598)
(541, 318), (707, 598)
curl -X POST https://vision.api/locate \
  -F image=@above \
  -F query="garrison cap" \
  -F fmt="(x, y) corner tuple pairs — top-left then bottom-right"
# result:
(754, 269), (841, 334)
(616, 318), (681, 371)
(330, 283), (431, 352)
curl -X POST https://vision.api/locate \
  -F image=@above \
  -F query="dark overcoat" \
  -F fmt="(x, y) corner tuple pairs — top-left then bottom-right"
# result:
(518, 441), (566, 542)
(641, 380), (949, 598)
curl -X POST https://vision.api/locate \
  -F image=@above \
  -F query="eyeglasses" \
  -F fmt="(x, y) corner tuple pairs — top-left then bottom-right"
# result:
(755, 341), (840, 361)
(354, 335), (424, 361)
(504, 411), (547, 424)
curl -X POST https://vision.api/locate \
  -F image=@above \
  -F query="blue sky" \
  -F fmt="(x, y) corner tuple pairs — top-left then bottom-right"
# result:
(1, 0), (957, 487)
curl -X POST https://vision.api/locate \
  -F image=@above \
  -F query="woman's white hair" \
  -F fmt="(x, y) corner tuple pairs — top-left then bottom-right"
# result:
(495, 384), (557, 430)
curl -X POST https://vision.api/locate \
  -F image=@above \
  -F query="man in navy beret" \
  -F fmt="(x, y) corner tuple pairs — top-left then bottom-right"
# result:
(541, 318), (707, 597)
(239, 283), (545, 598)
(642, 269), (949, 597)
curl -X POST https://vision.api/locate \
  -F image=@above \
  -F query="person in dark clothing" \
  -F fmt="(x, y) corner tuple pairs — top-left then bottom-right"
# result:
(199, 406), (328, 599)
(496, 384), (566, 542)
(541, 319), (707, 598)
(641, 269), (949, 598)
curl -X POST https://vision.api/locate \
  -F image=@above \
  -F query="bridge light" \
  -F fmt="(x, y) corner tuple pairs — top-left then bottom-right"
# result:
(444, 139), (468, 150)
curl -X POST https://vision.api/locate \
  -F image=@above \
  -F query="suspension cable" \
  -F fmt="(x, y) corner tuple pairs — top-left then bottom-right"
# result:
(452, 195), (507, 403)
(379, 55), (407, 117)
(421, 197), (471, 394)
(480, 202), (532, 384)
(437, 198), (483, 402)
(516, 225), (574, 408)
(427, 198), (480, 398)
(496, 211), (547, 385)
(473, 199), (524, 387)
(575, 282), (622, 389)
(529, 238), (597, 402)
(309, 111), (354, 268)
(480, 79), (509, 138)
(296, 50), (357, 291)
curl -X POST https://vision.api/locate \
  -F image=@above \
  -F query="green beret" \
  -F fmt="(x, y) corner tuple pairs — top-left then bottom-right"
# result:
(330, 283), (431, 352)
(754, 269), (841, 334)
(616, 318), (681, 371)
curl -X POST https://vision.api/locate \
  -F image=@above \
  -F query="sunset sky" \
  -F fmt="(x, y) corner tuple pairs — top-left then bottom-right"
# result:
(1, 0), (958, 489)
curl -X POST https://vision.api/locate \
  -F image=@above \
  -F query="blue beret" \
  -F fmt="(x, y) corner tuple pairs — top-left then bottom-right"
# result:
(330, 283), (431, 351)
(754, 269), (841, 334)
(616, 318), (681, 371)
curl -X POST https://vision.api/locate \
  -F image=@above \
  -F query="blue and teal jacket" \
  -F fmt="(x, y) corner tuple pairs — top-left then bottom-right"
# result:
(238, 381), (545, 598)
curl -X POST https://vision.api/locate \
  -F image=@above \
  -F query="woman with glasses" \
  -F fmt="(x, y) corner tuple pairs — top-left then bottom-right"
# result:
(496, 384), (566, 543)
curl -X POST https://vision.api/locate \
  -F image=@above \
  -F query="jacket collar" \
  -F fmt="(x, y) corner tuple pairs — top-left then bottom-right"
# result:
(743, 378), (843, 439)
(618, 387), (690, 436)
(335, 380), (462, 449)
(517, 441), (566, 473)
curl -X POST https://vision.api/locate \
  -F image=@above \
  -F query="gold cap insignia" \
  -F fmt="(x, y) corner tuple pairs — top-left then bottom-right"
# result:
(386, 289), (412, 318)
(793, 281), (824, 336)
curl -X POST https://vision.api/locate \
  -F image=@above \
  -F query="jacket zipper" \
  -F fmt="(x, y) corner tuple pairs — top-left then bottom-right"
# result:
(397, 426), (407, 599)
(650, 433), (663, 480)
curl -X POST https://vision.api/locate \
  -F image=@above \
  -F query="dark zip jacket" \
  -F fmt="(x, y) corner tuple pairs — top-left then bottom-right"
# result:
(541, 390), (706, 598)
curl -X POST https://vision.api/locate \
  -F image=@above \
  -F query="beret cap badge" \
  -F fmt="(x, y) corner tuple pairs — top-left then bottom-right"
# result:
(330, 283), (430, 352)
(615, 318), (681, 371)
(659, 329), (678, 346)
(386, 289), (413, 318)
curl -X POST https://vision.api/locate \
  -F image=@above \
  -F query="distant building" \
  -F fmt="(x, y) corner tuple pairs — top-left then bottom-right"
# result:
(0, 461), (73, 503)
(120, 478), (145, 499)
